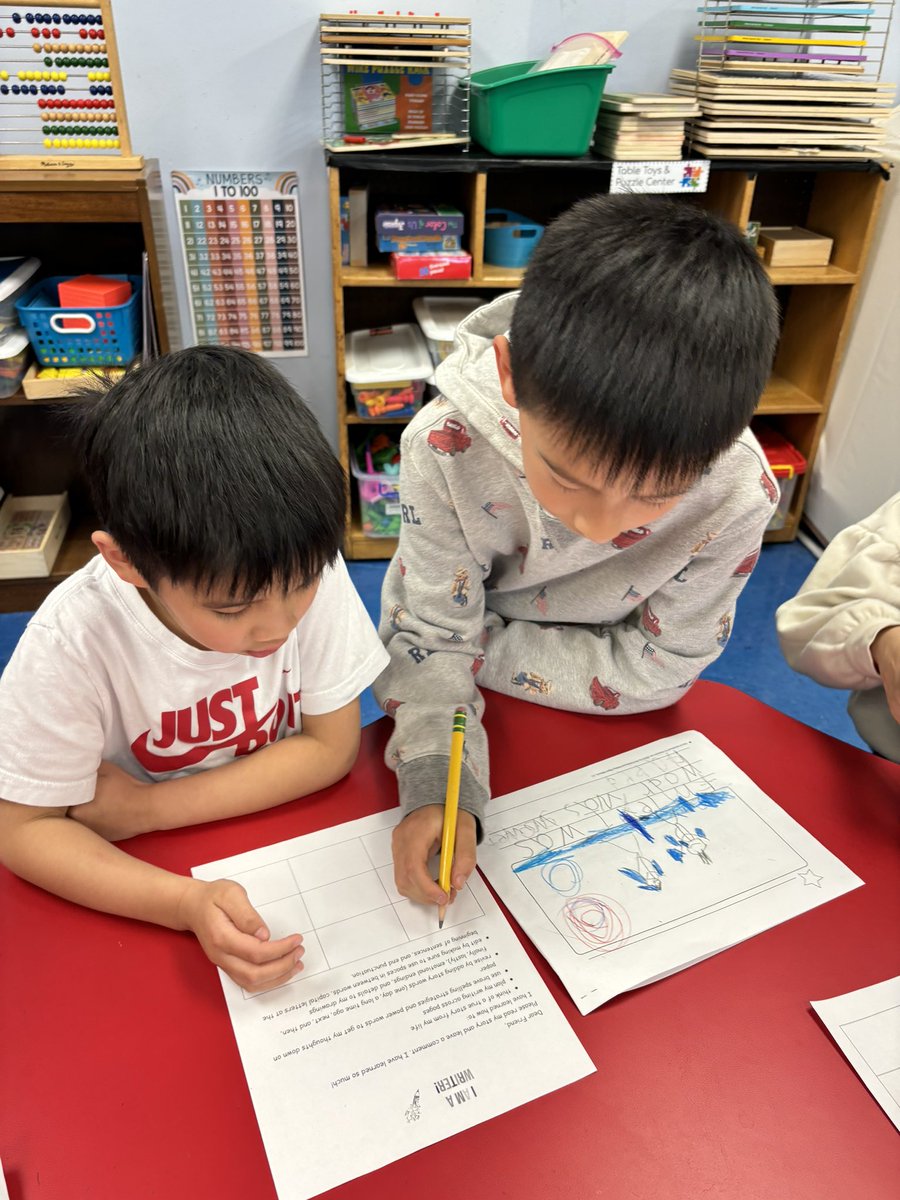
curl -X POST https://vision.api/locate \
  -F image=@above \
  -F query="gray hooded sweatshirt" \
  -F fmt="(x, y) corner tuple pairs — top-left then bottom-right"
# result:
(374, 292), (777, 828)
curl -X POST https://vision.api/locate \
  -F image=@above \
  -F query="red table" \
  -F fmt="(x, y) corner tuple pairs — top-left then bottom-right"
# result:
(1, 682), (899, 1200)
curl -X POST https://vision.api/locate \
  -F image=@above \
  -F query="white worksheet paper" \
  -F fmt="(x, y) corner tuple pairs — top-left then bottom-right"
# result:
(812, 976), (900, 1132)
(192, 810), (594, 1200)
(478, 731), (862, 1014)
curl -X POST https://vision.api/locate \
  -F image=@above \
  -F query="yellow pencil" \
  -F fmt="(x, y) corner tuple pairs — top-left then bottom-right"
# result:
(437, 707), (467, 930)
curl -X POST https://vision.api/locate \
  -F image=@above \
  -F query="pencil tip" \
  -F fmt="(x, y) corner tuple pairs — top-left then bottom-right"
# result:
(438, 917), (444, 929)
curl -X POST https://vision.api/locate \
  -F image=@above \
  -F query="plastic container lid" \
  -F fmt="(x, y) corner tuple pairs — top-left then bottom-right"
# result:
(0, 257), (41, 303)
(412, 296), (485, 344)
(0, 327), (30, 358)
(754, 423), (807, 479)
(345, 323), (433, 384)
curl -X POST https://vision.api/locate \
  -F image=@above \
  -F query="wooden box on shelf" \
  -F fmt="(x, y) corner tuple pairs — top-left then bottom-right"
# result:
(758, 226), (833, 268)
(0, 492), (70, 579)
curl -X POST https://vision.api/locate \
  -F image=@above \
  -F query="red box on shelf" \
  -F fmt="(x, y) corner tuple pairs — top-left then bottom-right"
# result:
(390, 252), (472, 281)
(57, 275), (133, 308)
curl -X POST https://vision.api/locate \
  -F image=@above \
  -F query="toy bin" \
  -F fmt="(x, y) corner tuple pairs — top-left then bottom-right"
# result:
(350, 439), (402, 539)
(412, 295), (485, 366)
(754, 423), (808, 532)
(15, 275), (142, 367)
(483, 209), (544, 268)
(470, 60), (615, 157)
(0, 257), (41, 336)
(345, 323), (433, 420)
(0, 327), (33, 399)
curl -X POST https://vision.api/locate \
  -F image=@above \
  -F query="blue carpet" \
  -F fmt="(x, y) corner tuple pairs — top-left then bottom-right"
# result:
(0, 545), (866, 750)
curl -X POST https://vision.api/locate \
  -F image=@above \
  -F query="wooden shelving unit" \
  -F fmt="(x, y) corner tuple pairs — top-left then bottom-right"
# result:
(328, 151), (887, 560)
(0, 166), (171, 611)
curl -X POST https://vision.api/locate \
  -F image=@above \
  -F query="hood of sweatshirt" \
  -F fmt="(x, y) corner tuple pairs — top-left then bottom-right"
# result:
(433, 291), (525, 466)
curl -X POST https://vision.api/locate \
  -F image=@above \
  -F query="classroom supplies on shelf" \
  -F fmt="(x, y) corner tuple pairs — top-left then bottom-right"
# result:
(483, 209), (544, 267)
(530, 30), (628, 72)
(593, 92), (701, 160)
(0, 256), (41, 335)
(470, 58), (615, 156)
(753, 422), (808, 531)
(15, 273), (142, 366)
(56, 273), (132, 308)
(350, 434), (402, 538)
(375, 203), (464, 242)
(679, 1), (895, 158)
(344, 322), (433, 419)
(319, 12), (471, 151)
(347, 184), (369, 267)
(20, 360), (125, 399)
(0, 326), (31, 397)
(0, 0), (140, 170)
(757, 225), (833, 266)
(0, 491), (69, 578)
(391, 250), (472, 280)
(412, 295), (485, 366)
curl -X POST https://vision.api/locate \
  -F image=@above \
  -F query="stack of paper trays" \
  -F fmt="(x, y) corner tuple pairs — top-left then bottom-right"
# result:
(593, 92), (701, 159)
(671, 68), (895, 158)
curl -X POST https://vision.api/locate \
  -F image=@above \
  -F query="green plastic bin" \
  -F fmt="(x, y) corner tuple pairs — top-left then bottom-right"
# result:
(470, 60), (615, 158)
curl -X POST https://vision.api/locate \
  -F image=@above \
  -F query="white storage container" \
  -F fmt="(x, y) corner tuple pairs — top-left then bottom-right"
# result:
(0, 257), (41, 335)
(0, 327), (33, 399)
(412, 295), (485, 367)
(344, 323), (433, 420)
(0, 492), (70, 579)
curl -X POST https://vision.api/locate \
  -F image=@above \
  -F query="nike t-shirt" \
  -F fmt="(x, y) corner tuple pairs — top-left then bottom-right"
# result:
(0, 553), (389, 808)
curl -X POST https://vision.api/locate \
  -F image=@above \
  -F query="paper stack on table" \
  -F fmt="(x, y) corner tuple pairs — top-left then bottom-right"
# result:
(593, 92), (701, 159)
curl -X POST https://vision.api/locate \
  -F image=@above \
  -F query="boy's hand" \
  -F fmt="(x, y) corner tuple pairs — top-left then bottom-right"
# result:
(392, 806), (477, 907)
(69, 761), (153, 842)
(872, 626), (900, 724)
(177, 878), (304, 992)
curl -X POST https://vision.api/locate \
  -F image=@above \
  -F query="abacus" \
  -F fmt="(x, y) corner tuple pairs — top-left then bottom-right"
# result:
(0, 0), (140, 169)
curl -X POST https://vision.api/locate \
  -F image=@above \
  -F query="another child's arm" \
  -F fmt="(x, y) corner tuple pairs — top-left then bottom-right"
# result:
(373, 451), (491, 905)
(776, 498), (900, 718)
(69, 699), (361, 842)
(0, 797), (302, 990)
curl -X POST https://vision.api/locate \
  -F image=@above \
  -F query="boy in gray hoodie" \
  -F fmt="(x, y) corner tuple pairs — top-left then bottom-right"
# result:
(375, 193), (780, 908)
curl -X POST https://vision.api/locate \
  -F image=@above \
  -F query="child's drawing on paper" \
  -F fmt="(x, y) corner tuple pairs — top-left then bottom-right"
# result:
(486, 742), (811, 956)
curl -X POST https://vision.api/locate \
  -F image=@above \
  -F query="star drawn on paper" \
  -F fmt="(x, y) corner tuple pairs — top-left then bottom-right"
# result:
(799, 868), (823, 888)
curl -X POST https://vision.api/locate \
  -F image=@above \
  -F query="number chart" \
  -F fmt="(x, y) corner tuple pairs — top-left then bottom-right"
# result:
(0, 0), (139, 169)
(172, 169), (308, 358)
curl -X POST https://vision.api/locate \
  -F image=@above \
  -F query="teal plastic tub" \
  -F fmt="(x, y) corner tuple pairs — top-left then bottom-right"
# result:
(470, 60), (615, 158)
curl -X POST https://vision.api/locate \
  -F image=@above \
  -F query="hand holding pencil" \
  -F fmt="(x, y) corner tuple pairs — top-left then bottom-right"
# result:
(437, 707), (467, 929)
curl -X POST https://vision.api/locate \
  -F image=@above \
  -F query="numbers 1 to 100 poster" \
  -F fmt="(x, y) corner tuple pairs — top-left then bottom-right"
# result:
(171, 170), (308, 357)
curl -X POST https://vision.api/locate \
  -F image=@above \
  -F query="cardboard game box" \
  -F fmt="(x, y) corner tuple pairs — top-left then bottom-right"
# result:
(343, 68), (433, 135)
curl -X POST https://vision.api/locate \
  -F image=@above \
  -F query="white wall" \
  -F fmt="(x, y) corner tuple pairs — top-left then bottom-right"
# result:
(111, 0), (900, 449)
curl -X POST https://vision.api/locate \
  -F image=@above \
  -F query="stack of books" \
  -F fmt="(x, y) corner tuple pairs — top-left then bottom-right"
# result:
(593, 92), (701, 159)
(671, 68), (895, 158)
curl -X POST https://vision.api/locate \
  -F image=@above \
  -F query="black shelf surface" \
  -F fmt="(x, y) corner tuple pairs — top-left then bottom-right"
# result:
(325, 145), (891, 177)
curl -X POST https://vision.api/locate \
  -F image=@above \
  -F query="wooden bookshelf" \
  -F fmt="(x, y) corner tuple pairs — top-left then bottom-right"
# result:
(327, 152), (887, 559)
(0, 166), (171, 612)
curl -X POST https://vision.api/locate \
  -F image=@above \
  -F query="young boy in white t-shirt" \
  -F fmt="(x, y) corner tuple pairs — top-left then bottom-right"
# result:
(0, 346), (388, 991)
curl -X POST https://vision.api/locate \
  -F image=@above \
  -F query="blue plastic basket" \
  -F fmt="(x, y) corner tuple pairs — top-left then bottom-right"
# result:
(15, 274), (142, 366)
(483, 209), (545, 268)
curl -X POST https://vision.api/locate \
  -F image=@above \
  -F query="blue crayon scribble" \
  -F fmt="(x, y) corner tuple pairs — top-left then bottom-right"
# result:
(621, 810), (654, 842)
(667, 847), (685, 863)
(619, 867), (661, 891)
(651, 859), (663, 874)
(694, 791), (731, 808)
(513, 790), (734, 873)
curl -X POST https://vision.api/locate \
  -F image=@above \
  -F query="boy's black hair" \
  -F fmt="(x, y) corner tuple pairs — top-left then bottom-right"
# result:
(509, 193), (779, 487)
(74, 346), (345, 595)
